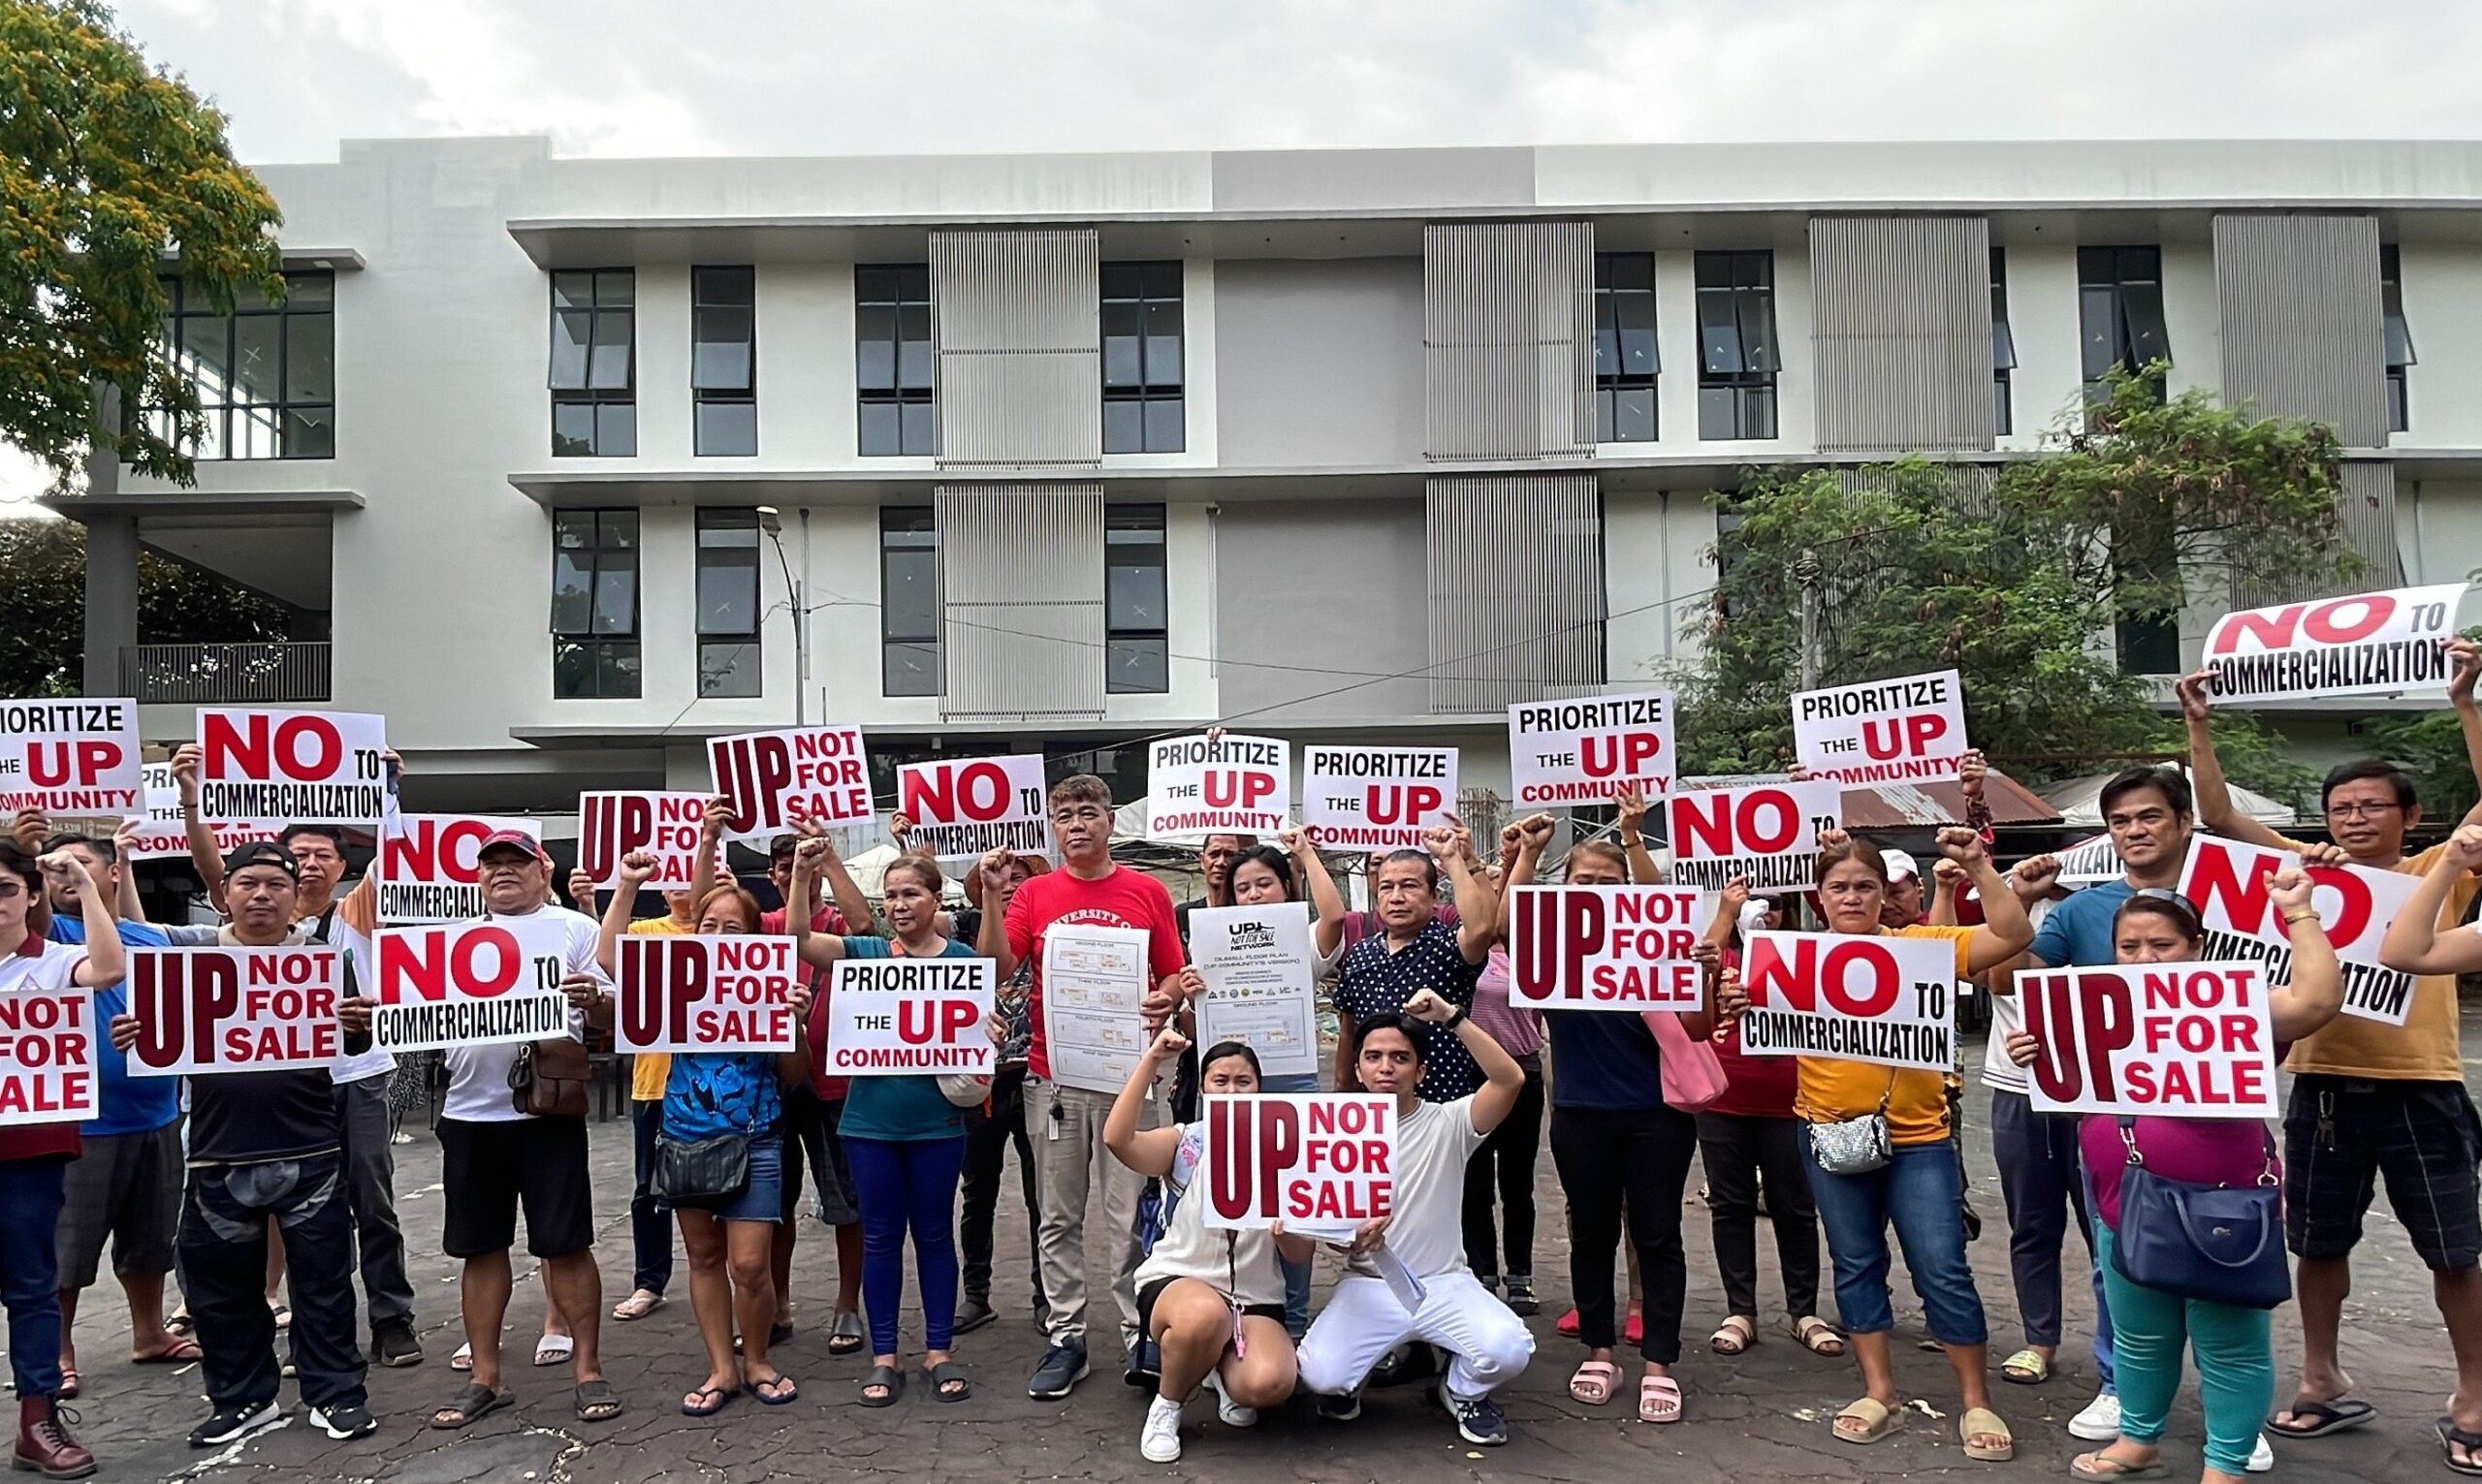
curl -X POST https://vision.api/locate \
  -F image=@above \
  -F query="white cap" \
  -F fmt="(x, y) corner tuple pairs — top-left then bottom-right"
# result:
(1882, 849), (1921, 882)
(1738, 897), (1772, 931)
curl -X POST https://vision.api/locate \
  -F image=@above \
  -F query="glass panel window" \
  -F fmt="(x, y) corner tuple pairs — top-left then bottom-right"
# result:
(550, 509), (641, 698)
(550, 268), (636, 457)
(2077, 246), (2170, 409)
(858, 267), (935, 456)
(2382, 243), (2413, 434)
(1101, 263), (1184, 453)
(1991, 245), (2015, 437)
(145, 270), (336, 459)
(880, 508), (939, 696)
(1692, 251), (1777, 440)
(692, 267), (756, 456)
(1593, 253), (1658, 443)
(1105, 504), (1168, 693)
(694, 509), (761, 696)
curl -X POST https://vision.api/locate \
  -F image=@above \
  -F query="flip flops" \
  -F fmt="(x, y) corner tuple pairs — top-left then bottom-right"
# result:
(133, 1338), (203, 1365)
(2000, 1347), (2051, 1384)
(1960, 1406), (2015, 1463)
(2269, 1397), (2376, 1438)
(1833, 1396), (1895, 1444)
(611, 1289), (664, 1321)
(2069, 1450), (2169, 1480)
(681, 1383), (735, 1417)
(748, 1373), (800, 1405)
(1568, 1360), (1618, 1405)
(2441, 1417), (2482, 1477)
(430, 1382), (513, 1430)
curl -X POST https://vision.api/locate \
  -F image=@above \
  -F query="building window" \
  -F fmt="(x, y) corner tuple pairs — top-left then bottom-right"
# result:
(551, 510), (640, 698)
(2114, 526), (2181, 676)
(150, 270), (335, 459)
(550, 270), (635, 457)
(1594, 253), (1658, 443)
(857, 267), (935, 457)
(1106, 504), (1169, 693)
(1991, 246), (2017, 436)
(692, 267), (756, 456)
(695, 510), (761, 697)
(2382, 243), (2414, 434)
(1102, 263), (1184, 453)
(1693, 251), (1778, 440)
(2078, 246), (2169, 407)
(880, 508), (939, 696)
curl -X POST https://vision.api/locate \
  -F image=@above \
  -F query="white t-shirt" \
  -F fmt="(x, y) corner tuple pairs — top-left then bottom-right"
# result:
(1132, 1121), (1286, 1308)
(441, 905), (603, 1124)
(1348, 1094), (1483, 1280)
(165, 920), (398, 1085)
(1982, 897), (2051, 1094)
(0, 938), (85, 994)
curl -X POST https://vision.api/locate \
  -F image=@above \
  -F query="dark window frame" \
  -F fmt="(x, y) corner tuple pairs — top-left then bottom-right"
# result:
(551, 508), (642, 698)
(691, 266), (756, 457)
(857, 266), (936, 457)
(1101, 262), (1185, 454)
(879, 507), (940, 696)
(1991, 245), (2017, 437)
(2077, 245), (2170, 409)
(1105, 503), (1169, 694)
(1593, 252), (1659, 443)
(1693, 250), (1778, 441)
(2382, 243), (2413, 435)
(150, 270), (336, 460)
(550, 268), (637, 458)
(694, 508), (762, 698)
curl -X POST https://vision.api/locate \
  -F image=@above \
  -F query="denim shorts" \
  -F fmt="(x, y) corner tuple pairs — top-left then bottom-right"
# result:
(671, 1134), (784, 1225)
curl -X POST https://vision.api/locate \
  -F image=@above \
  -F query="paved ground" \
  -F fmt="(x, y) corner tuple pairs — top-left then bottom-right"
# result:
(31, 1006), (2481, 1482)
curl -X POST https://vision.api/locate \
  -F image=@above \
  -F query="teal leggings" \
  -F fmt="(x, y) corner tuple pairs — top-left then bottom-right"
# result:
(2093, 1222), (2273, 1477)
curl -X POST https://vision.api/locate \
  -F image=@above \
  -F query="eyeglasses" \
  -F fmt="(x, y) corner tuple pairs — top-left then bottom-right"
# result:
(2324, 802), (2402, 821)
(0, 881), (22, 900)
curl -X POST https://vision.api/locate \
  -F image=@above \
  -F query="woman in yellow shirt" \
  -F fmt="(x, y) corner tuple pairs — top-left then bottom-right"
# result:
(1799, 829), (2031, 1462)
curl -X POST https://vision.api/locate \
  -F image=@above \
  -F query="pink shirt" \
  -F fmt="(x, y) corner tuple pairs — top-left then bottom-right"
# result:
(2077, 1043), (2292, 1232)
(1465, 945), (1543, 1060)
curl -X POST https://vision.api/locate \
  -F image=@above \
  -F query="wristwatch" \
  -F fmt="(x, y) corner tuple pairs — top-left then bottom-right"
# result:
(1443, 1005), (1469, 1029)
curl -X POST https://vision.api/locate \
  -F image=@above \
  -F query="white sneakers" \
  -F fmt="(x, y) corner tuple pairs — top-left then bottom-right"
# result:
(2069, 1390), (2123, 1441)
(2247, 1433), (2275, 1472)
(1204, 1371), (1258, 1428)
(1140, 1396), (1184, 1463)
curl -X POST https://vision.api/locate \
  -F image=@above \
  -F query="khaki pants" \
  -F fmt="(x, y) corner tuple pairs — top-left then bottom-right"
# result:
(1024, 1073), (1161, 1352)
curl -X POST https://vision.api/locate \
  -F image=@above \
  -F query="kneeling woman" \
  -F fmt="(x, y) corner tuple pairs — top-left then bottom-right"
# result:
(1105, 1027), (1313, 1465)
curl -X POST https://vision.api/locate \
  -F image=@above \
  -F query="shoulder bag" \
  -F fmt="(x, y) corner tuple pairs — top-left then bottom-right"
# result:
(1806, 1070), (1896, 1176)
(507, 1034), (590, 1120)
(2108, 1117), (2289, 1309)
(1645, 1010), (1729, 1114)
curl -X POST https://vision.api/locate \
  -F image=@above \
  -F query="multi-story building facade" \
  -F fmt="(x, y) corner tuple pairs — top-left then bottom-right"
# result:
(56, 138), (2482, 826)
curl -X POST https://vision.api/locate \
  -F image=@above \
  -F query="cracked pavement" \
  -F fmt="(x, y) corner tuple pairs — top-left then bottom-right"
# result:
(33, 1008), (2478, 1482)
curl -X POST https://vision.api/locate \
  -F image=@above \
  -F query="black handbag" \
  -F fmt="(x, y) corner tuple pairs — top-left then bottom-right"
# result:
(652, 1132), (751, 1204)
(2108, 1117), (2290, 1310)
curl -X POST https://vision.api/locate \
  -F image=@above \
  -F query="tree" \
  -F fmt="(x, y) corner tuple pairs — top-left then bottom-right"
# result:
(0, 517), (293, 695)
(1673, 367), (2353, 800)
(1, 0), (281, 491)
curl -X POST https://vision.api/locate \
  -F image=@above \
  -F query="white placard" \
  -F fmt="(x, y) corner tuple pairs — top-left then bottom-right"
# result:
(1506, 691), (1676, 806)
(1190, 902), (1320, 1080)
(124, 946), (345, 1076)
(1663, 778), (1843, 893)
(379, 814), (544, 924)
(896, 755), (1054, 862)
(1791, 669), (1969, 786)
(575, 791), (725, 892)
(2020, 963), (2280, 1119)
(368, 917), (575, 1052)
(616, 934), (804, 1054)
(197, 708), (388, 827)
(820, 957), (995, 1076)
(2180, 836), (2426, 1026)
(1298, 746), (1458, 851)
(0, 993), (98, 1125)
(2202, 584), (2466, 704)
(1736, 929), (1959, 1072)
(1506, 884), (1707, 1011)
(707, 725), (875, 840)
(0, 699), (143, 816)
(1199, 1094), (1395, 1232)
(1146, 734), (1292, 840)
(1040, 923), (1154, 1092)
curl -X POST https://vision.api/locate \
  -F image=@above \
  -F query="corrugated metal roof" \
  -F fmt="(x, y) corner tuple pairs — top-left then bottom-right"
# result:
(1681, 772), (2063, 830)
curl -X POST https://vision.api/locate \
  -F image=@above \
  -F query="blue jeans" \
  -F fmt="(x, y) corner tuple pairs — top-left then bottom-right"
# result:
(1991, 1089), (2115, 1385)
(1802, 1135), (1989, 1345)
(0, 1158), (67, 1400)
(2094, 1222), (2270, 1476)
(847, 1135), (968, 1356)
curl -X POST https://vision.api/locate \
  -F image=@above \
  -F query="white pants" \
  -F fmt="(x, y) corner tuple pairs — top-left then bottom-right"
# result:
(1297, 1271), (1535, 1402)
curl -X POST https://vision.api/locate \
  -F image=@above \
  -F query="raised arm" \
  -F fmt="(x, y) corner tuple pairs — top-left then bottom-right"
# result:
(1284, 828), (1348, 960)
(171, 743), (227, 915)
(2261, 867), (2345, 1041)
(1494, 814), (1553, 940)
(1407, 988), (1523, 1134)
(786, 838), (852, 971)
(44, 851), (123, 988)
(685, 791), (733, 922)
(1616, 785), (1664, 885)
(1103, 1026), (1189, 1178)
(594, 851), (657, 976)
(2178, 671), (2290, 850)
(1431, 821), (1495, 963)
(2379, 824), (2482, 975)
(1938, 827), (2033, 975)
(111, 817), (144, 924)
(1926, 857), (1963, 929)
(971, 849), (1020, 977)
(801, 821), (875, 934)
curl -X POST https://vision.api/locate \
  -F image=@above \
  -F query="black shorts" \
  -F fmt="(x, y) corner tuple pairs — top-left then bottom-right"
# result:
(780, 1089), (860, 1227)
(437, 1116), (595, 1260)
(2283, 1076), (2482, 1272)
(1137, 1275), (1284, 1339)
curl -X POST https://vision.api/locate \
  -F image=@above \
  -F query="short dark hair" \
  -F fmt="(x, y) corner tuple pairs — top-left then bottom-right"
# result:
(1049, 774), (1113, 811)
(278, 823), (346, 852)
(2113, 888), (2206, 943)
(0, 840), (40, 899)
(1352, 1011), (1426, 1065)
(42, 832), (114, 866)
(2320, 759), (2417, 811)
(1226, 844), (1297, 900)
(1196, 1040), (1263, 1082)
(2098, 765), (2192, 820)
(1376, 847), (1438, 892)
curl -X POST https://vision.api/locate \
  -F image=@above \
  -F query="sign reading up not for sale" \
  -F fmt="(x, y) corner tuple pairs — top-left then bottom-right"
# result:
(1200, 1094), (1394, 1232)
(0, 992), (97, 1125)
(576, 791), (724, 891)
(708, 726), (875, 840)
(616, 934), (803, 1054)
(125, 946), (344, 1076)
(0, 699), (143, 816)
(1507, 884), (1707, 1011)
(2019, 963), (2279, 1119)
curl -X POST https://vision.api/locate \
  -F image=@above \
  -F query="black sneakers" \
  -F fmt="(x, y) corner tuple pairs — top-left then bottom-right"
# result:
(309, 1404), (377, 1440)
(371, 1320), (424, 1369)
(188, 1402), (283, 1449)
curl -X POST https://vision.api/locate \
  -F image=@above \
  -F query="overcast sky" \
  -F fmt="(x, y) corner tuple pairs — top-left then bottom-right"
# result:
(9, 0), (2481, 504)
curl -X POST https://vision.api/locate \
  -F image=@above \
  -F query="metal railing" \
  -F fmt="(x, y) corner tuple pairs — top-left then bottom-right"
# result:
(119, 643), (332, 704)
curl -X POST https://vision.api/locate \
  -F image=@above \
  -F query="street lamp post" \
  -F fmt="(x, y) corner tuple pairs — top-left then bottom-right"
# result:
(756, 506), (807, 726)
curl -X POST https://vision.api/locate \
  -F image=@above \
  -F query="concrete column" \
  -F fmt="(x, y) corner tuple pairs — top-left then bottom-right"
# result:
(82, 515), (140, 697)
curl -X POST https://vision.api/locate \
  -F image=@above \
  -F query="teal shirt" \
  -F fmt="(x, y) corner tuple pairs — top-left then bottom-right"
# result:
(837, 935), (973, 1143)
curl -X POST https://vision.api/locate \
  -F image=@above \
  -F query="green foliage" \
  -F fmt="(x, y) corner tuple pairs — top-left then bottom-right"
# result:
(0, 0), (282, 490)
(0, 517), (292, 695)
(1675, 368), (2359, 787)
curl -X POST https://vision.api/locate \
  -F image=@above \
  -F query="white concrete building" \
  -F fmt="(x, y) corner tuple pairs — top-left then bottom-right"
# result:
(54, 138), (2482, 825)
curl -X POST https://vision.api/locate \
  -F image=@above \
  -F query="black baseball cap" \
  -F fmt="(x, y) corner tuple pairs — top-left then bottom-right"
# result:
(223, 841), (301, 879)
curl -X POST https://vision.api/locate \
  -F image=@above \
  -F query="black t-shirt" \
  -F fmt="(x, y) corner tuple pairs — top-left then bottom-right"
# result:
(186, 932), (369, 1166)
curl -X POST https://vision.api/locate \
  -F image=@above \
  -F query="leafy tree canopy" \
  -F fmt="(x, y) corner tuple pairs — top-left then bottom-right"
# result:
(0, 517), (292, 695)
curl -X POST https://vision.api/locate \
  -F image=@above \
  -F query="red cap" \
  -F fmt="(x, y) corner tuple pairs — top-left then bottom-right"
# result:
(475, 828), (549, 864)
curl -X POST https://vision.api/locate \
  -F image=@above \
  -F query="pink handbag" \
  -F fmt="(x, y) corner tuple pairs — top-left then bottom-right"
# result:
(1645, 1010), (1730, 1114)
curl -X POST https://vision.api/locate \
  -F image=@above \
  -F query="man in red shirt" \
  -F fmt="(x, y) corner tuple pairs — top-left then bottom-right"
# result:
(974, 774), (1194, 1402)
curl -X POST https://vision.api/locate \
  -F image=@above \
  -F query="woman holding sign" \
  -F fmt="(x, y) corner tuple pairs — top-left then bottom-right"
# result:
(789, 844), (977, 1406)
(1104, 1026), (1315, 1464)
(1800, 828), (2030, 1462)
(595, 856), (811, 1417)
(2006, 877), (2342, 1484)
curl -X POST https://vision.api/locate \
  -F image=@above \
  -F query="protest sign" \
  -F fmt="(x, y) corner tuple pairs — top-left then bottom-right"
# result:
(1736, 930), (1958, 1072)
(1146, 734), (1291, 840)
(368, 918), (574, 1052)
(895, 755), (1054, 862)
(820, 957), (995, 1076)
(708, 726), (875, 840)
(1507, 884), (1707, 1011)
(197, 708), (386, 827)
(1791, 669), (1969, 786)
(2019, 963), (2280, 1119)
(1664, 779), (1843, 892)
(2201, 584), (2466, 704)
(1041, 923), (1152, 1092)
(116, 763), (274, 862)
(2180, 836), (2424, 1026)
(1506, 690), (1676, 806)
(1200, 1094), (1395, 1233)
(1299, 746), (1457, 850)
(0, 992), (97, 1125)
(576, 791), (723, 890)
(616, 934), (802, 1054)
(2056, 835), (2121, 886)
(125, 946), (344, 1076)
(0, 699), (143, 816)
(379, 814), (544, 923)
(1191, 903), (1321, 1081)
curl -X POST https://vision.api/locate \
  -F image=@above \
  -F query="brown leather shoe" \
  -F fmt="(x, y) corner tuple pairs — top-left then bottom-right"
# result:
(16, 1397), (96, 1479)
